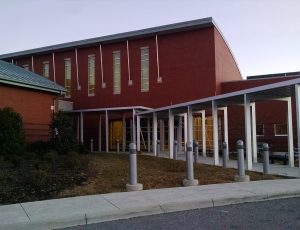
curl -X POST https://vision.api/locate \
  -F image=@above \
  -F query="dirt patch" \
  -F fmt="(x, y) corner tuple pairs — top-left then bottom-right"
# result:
(0, 153), (283, 204)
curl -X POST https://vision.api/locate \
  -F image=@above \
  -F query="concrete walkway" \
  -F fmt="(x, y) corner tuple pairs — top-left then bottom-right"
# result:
(143, 152), (300, 178)
(1, 179), (300, 230)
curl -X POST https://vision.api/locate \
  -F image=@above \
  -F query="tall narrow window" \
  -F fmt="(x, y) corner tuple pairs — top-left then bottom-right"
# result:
(22, 64), (29, 70)
(113, 51), (121, 94)
(141, 47), (149, 92)
(43, 61), (49, 78)
(64, 58), (71, 98)
(88, 55), (95, 96)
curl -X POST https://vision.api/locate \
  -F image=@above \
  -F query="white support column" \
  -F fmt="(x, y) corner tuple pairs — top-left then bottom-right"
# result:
(105, 110), (109, 152)
(187, 106), (193, 143)
(244, 94), (253, 170)
(168, 109), (174, 159)
(122, 114), (126, 152)
(184, 113), (188, 151)
(295, 85), (300, 171)
(223, 107), (229, 160)
(132, 109), (136, 144)
(98, 115), (102, 152)
(250, 103), (258, 163)
(80, 112), (84, 144)
(201, 110), (206, 157)
(212, 101), (219, 165)
(159, 119), (165, 151)
(137, 115), (141, 151)
(147, 117), (151, 152)
(287, 97), (294, 167)
(153, 113), (158, 156)
(177, 116), (183, 153)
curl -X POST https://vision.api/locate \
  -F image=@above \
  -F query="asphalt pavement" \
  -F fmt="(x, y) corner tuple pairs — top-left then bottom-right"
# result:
(64, 197), (300, 230)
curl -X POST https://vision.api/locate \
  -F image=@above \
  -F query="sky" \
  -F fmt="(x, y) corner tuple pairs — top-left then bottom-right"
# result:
(0, 0), (299, 78)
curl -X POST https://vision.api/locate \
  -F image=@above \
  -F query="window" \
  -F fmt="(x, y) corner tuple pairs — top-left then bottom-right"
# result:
(274, 124), (287, 136)
(64, 58), (71, 98)
(141, 47), (149, 92)
(22, 64), (29, 70)
(113, 51), (121, 94)
(43, 61), (49, 78)
(88, 55), (95, 96)
(256, 124), (264, 136)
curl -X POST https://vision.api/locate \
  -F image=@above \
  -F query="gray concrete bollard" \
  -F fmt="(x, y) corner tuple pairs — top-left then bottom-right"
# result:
(222, 142), (227, 168)
(263, 143), (270, 174)
(234, 140), (250, 182)
(90, 139), (93, 152)
(157, 140), (160, 157)
(194, 141), (199, 164)
(126, 143), (143, 191)
(174, 140), (178, 160)
(116, 139), (120, 153)
(183, 141), (199, 186)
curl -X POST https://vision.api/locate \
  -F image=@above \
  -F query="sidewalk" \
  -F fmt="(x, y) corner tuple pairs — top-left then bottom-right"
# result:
(1, 179), (300, 230)
(143, 152), (300, 178)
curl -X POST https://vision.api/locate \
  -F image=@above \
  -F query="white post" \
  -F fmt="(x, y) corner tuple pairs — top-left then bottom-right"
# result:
(287, 97), (294, 167)
(244, 94), (253, 170)
(105, 110), (109, 152)
(201, 110), (206, 157)
(122, 114), (126, 152)
(295, 85), (300, 171)
(251, 103), (258, 163)
(168, 109), (174, 159)
(80, 112), (83, 144)
(137, 115), (141, 151)
(147, 117), (151, 152)
(184, 113), (188, 151)
(98, 115), (102, 152)
(212, 101), (219, 165)
(219, 107), (229, 160)
(159, 119), (165, 151)
(177, 116), (183, 153)
(132, 109), (136, 144)
(187, 106), (193, 143)
(153, 113), (158, 156)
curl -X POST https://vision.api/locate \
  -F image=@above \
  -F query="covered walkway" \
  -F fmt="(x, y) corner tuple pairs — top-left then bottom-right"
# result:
(137, 78), (300, 174)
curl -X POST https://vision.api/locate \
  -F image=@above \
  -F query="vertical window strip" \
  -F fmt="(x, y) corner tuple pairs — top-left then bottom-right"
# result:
(43, 61), (49, 78)
(141, 47), (149, 92)
(64, 58), (71, 97)
(113, 51), (121, 94)
(88, 55), (96, 96)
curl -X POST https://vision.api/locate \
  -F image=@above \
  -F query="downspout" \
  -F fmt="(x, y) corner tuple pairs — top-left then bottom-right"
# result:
(156, 35), (162, 83)
(75, 48), (81, 90)
(31, 56), (34, 72)
(99, 44), (106, 88)
(127, 40), (132, 85)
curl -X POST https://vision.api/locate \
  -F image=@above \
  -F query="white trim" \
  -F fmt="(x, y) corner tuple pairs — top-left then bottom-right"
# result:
(31, 56), (34, 72)
(156, 35), (162, 83)
(99, 44), (106, 88)
(75, 48), (81, 90)
(274, 124), (288, 136)
(127, 40), (132, 86)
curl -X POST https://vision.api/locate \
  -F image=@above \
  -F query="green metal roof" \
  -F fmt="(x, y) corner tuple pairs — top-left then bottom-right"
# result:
(0, 60), (65, 94)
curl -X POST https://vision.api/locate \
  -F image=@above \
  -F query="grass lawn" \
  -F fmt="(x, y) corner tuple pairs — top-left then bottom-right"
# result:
(0, 152), (283, 205)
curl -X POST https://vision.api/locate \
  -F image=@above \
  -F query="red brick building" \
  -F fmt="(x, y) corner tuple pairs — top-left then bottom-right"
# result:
(0, 60), (65, 142)
(0, 17), (297, 159)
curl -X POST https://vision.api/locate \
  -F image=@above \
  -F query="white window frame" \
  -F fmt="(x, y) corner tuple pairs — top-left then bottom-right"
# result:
(274, 124), (288, 136)
(141, 47), (149, 92)
(88, 54), (96, 96)
(64, 58), (71, 98)
(22, 64), (29, 70)
(43, 61), (49, 78)
(113, 51), (121, 94)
